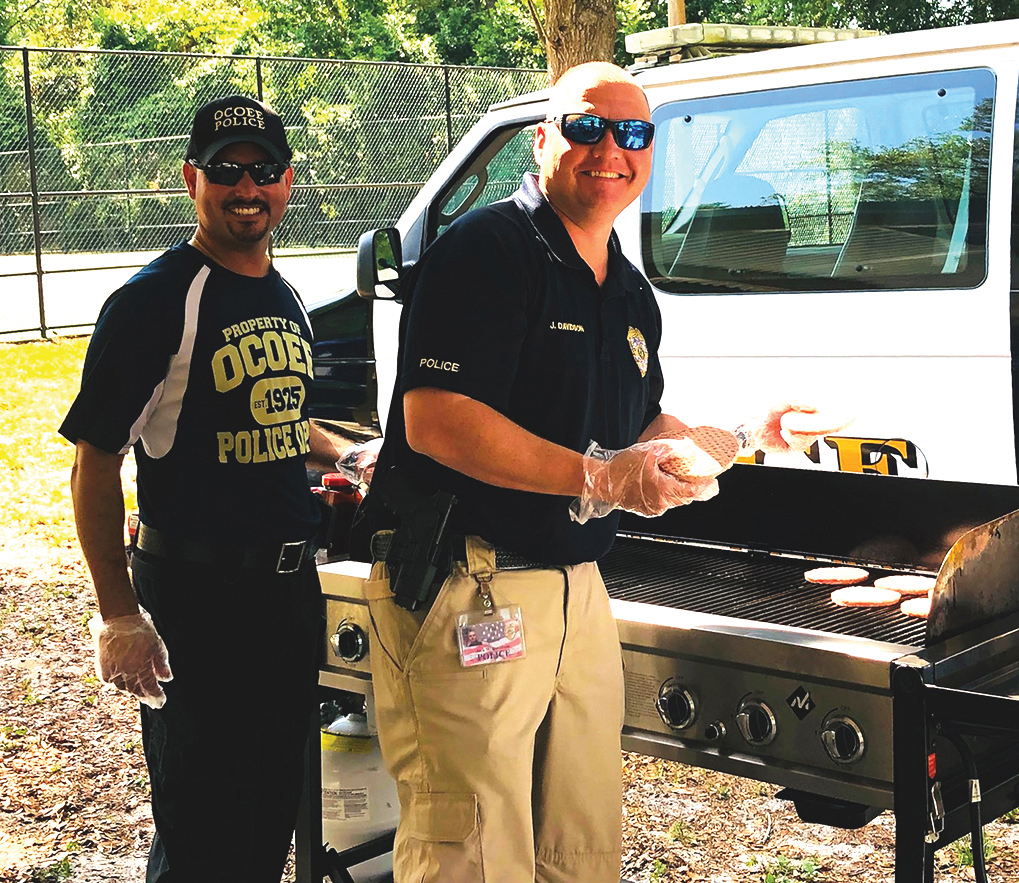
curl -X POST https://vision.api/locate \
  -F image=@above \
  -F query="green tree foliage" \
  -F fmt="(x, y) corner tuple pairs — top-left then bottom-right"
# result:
(412, 0), (544, 67)
(685, 0), (1019, 31)
(256, 0), (436, 62)
(1, 0), (106, 48)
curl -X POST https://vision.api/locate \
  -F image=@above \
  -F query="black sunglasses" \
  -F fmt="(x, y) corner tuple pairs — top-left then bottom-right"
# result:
(188, 159), (289, 186)
(548, 113), (655, 151)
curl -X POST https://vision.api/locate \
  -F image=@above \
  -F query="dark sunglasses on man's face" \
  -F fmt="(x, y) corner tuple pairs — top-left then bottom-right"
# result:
(548, 113), (655, 151)
(188, 159), (289, 187)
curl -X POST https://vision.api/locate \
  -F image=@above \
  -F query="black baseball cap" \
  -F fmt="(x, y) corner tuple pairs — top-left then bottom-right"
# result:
(186, 95), (292, 165)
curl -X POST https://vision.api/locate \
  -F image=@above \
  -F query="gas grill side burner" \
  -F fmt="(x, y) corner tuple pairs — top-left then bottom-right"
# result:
(305, 467), (1019, 883)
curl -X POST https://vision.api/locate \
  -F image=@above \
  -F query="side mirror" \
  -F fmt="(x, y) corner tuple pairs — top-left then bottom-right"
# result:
(356, 227), (402, 299)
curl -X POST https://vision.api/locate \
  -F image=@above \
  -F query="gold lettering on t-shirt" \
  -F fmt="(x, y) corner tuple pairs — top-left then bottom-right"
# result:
(212, 345), (245, 393)
(238, 334), (267, 377)
(215, 420), (312, 464)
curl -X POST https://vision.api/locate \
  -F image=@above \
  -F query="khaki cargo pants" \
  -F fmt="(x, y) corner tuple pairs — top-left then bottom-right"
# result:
(365, 536), (624, 883)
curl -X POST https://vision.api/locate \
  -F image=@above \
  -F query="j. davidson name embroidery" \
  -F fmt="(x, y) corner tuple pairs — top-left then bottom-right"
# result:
(549, 321), (585, 332)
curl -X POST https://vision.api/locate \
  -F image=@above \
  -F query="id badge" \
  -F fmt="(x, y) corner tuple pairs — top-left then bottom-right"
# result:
(456, 606), (526, 668)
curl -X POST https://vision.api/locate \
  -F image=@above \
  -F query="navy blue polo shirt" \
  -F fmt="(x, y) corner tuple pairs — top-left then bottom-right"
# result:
(381, 173), (664, 565)
(60, 242), (320, 546)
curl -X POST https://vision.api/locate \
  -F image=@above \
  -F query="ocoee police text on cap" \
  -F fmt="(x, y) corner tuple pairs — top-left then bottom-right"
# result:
(186, 95), (292, 166)
(214, 104), (268, 131)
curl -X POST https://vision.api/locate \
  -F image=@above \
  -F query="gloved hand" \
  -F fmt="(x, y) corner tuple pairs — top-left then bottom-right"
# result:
(570, 440), (719, 524)
(737, 403), (839, 452)
(335, 437), (384, 492)
(88, 608), (173, 709)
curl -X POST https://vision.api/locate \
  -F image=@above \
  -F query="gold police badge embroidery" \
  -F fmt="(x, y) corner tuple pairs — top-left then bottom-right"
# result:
(627, 326), (648, 377)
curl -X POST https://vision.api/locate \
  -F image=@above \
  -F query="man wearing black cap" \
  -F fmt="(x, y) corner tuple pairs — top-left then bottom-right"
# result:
(61, 95), (338, 882)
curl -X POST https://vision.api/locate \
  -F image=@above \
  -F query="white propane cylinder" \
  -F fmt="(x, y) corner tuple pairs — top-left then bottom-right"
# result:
(321, 713), (400, 854)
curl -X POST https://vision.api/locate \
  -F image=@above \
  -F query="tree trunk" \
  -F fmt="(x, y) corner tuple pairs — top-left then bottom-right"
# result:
(543, 0), (617, 82)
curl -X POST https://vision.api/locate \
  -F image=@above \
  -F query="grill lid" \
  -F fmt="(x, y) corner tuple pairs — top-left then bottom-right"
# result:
(929, 507), (1019, 643)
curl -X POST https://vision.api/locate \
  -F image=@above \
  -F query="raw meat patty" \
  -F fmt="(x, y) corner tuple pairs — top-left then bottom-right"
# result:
(659, 427), (739, 480)
(804, 566), (869, 585)
(831, 586), (902, 607)
(900, 597), (932, 618)
(780, 409), (855, 448)
(874, 575), (936, 596)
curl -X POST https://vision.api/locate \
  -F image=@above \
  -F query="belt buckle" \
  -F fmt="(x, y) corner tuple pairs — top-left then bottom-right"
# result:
(277, 541), (306, 574)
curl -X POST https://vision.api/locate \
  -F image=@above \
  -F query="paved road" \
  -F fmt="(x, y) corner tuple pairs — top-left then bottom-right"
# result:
(0, 249), (358, 341)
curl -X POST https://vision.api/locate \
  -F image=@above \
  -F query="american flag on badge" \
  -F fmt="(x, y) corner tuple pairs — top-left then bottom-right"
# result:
(460, 615), (525, 667)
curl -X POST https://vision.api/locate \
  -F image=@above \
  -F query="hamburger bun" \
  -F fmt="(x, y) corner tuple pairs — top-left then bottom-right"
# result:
(831, 586), (902, 608)
(874, 575), (936, 596)
(658, 427), (739, 480)
(804, 566), (869, 586)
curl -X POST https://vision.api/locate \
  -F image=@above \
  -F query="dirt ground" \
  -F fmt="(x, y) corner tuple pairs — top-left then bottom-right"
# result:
(3, 529), (1018, 883)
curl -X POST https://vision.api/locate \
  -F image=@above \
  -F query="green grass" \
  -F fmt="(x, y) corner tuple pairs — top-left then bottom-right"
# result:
(954, 834), (995, 868)
(0, 337), (137, 550)
(27, 856), (73, 883)
(748, 854), (820, 883)
(667, 819), (697, 845)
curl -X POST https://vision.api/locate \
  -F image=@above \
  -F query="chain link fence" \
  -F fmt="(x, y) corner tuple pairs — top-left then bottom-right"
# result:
(0, 46), (547, 339)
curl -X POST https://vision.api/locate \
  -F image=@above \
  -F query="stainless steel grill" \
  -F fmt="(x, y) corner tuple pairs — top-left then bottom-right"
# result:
(601, 538), (928, 645)
(308, 466), (1019, 883)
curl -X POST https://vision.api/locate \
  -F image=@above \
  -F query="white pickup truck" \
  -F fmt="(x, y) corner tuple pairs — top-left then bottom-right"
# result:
(310, 18), (1019, 490)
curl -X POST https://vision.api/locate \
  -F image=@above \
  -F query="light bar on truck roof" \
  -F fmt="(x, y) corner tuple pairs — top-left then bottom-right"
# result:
(625, 21), (880, 59)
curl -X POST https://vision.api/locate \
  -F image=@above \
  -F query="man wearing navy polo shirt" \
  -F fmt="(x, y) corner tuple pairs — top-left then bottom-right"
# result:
(61, 96), (340, 882)
(362, 63), (717, 882)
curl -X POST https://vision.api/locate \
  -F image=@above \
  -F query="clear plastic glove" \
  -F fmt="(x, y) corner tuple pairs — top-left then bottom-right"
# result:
(335, 437), (384, 491)
(570, 440), (719, 524)
(88, 608), (173, 709)
(735, 402), (820, 454)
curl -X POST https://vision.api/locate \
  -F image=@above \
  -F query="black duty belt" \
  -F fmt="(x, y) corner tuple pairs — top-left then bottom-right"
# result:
(136, 524), (316, 574)
(370, 531), (546, 572)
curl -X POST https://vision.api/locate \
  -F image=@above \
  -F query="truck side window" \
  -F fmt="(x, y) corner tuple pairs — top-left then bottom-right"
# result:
(642, 69), (993, 294)
(432, 126), (537, 239)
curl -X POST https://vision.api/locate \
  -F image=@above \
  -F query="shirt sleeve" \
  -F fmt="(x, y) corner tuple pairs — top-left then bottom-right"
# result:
(59, 283), (182, 454)
(639, 282), (665, 435)
(399, 209), (537, 413)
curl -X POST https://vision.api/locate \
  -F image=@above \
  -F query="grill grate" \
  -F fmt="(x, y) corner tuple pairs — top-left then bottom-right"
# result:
(600, 537), (927, 646)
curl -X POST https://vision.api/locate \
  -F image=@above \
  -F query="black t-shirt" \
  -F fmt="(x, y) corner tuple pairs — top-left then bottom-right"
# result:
(60, 242), (319, 545)
(378, 174), (664, 564)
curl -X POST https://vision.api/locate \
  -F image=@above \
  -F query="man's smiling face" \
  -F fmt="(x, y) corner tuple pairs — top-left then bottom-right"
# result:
(534, 72), (653, 231)
(184, 141), (293, 254)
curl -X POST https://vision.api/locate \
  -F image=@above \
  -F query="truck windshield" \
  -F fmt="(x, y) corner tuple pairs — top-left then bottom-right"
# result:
(642, 68), (994, 293)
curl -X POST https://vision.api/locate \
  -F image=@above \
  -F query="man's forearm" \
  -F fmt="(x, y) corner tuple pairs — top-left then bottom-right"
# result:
(71, 441), (138, 620)
(639, 412), (690, 442)
(404, 388), (585, 496)
(308, 420), (344, 471)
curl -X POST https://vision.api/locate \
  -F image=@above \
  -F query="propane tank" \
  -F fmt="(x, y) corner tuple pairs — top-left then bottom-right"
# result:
(321, 708), (399, 856)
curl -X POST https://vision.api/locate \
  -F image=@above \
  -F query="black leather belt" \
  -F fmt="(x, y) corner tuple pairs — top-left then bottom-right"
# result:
(370, 531), (545, 572)
(136, 524), (316, 574)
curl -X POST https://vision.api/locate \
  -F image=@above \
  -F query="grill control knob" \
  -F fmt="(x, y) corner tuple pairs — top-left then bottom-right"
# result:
(656, 683), (697, 730)
(821, 716), (866, 764)
(330, 620), (368, 663)
(704, 721), (727, 741)
(736, 699), (777, 745)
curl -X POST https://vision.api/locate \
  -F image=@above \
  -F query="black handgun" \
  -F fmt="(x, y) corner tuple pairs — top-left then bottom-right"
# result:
(379, 468), (456, 611)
